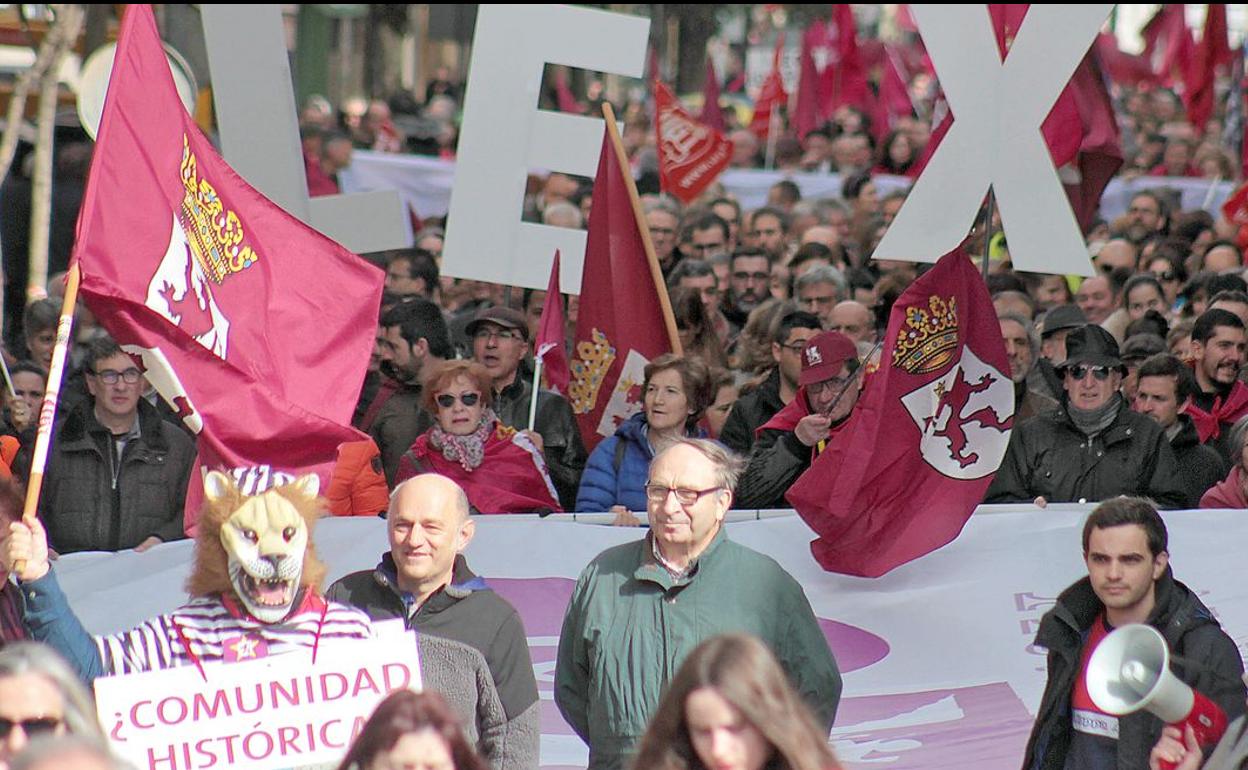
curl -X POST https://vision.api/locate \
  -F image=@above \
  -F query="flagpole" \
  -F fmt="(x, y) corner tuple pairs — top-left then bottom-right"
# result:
(980, 191), (996, 281)
(1203, 174), (1224, 211)
(527, 358), (543, 431)
(15, 263), (80, 572)
(764, 107), (780, 170)
(600, 102), (684, 355)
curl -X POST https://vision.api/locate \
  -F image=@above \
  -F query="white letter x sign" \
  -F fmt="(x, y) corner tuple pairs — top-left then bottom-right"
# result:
(871, 4), (1113, 277)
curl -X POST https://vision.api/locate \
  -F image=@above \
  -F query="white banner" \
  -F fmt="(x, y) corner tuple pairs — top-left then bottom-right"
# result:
(94, 631), (421, 770)
(54, 507), (1248, 769)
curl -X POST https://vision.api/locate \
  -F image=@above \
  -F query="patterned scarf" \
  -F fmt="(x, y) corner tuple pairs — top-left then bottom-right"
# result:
(1068, 395), (1121, 438)
(428, 410), (497, 473)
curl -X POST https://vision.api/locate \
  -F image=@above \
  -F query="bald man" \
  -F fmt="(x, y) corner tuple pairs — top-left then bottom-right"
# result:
(328, 475), (539, 769)
(827, 301), (875, 344)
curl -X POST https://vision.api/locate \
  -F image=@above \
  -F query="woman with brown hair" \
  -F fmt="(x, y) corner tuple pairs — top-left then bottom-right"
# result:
(336, 690), (488, 770)
(671, 286), (728, 369)
(395, 360), (561, 514)
(631, 633), (842, 770)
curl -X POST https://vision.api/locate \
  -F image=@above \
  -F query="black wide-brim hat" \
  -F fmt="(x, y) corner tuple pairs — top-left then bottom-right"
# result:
(1056, 324), (1126, 373)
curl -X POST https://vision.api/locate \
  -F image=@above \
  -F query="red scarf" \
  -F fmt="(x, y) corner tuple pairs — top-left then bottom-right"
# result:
(1184, 381), (1248, 443)
(406, 423), (562, 514)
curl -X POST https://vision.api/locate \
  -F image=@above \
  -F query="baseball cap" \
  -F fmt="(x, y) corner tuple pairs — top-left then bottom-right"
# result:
(798, 331), (859, 387)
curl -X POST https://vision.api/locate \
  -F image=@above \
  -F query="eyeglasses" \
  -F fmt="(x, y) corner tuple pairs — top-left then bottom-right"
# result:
(779, 341), (813, 353)
(472, 328), (521, 343)
(92, 368), (142, 385)
(435, 392), (481, 408)
(807, 376), (853, 394)
(1066, 365), (1114, 381)
(0, 716), (61, 739)
(733, 271), (770, 283)
(644, 484), (723, 506)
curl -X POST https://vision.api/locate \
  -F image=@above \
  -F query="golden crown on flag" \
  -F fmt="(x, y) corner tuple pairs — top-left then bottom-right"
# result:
(892, 295), (960, 375)
(179, 135), (259, 284)
(569, 329), (617, 415)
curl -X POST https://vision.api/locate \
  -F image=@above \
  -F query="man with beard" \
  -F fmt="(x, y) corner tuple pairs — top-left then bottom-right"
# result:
(721, 248), (773, 330)
(1123, 190), (1168, 244)
(999, 313), (1058, 423)
(735, 332), (862, 509)
(986, 325), (1184, 508)
(370, 298), (451, 485)
(1184, 309), (1248, 462)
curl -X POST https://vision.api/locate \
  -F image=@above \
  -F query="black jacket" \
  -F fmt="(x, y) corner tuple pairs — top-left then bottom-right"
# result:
(1022, 570), (1246, 770)
(719, 369), (786, 457)
(1170, 415), (1227, 508)
(369, 380), (435, 486)
(40, 398), (195, 553)
(985, 401), (1187, 509)
(493, 374), (587, 511)
(327, 554), (540, 770)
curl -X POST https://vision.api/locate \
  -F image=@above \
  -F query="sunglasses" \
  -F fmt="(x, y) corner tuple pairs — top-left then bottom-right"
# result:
(435, 392), (481, 409)
(0, 716), (61, 739)
(1066, 365), (1114, 381)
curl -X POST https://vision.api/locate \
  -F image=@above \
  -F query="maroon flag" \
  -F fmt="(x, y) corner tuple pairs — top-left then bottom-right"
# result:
(1096, 33), (1161, 87)
(825, 5), (872, 113)
(570, 125), (676, 450)
(793, 24), (824, 138)
(1221, 181), (1248, 250)
(1142, 4), (1196, 87)
(535, 251), (570, 395)
(875, 46), (914, 138)
(749, 35), (788, 140)
(1185, 4), (1230, 133)
(699, 58), (727, 132)
(72, 5), (381, 531)
(787, 250), (1014, 577)
(655, 80), (732, 204)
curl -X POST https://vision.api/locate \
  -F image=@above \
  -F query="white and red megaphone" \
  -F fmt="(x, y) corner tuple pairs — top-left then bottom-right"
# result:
(1087, 623), (1227, 770)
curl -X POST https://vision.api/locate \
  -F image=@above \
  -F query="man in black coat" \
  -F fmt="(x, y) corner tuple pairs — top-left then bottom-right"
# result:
(1022, 498), (1245, 770)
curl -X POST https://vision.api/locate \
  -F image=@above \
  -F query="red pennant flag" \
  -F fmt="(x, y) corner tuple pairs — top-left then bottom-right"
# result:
(72, 5), (381, 532)
(699, 58), (727, 132)
(749, 35), (788, 140)
(825, 5), (872, 114)
(787, 250), (1014, 577)
(654, 80), (733, 204)
(875, 46), (914, 138)
(1142, 4), (1196, 87)
(793, 24), (824, 139)
(1221, 182), (1248, 250)
(1185, 4), (1230, 133)
(570, 123), (676, 450)
(536, 251), (570, 395)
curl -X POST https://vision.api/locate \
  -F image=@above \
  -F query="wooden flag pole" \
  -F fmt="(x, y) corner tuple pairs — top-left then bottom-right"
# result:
(14, 264), (81, 570)
(600, 102), (684, 355)
(528, 357), (544, 431)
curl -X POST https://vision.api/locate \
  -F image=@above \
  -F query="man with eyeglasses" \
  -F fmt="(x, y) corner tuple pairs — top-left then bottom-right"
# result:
(466, 307), (586, 510)
(986, 326), (1185, 508)
(735, 331), (863, 509)
(722, 248), (773, 330)
(35, 337), (195, 554)
(554, 439), (841, 770)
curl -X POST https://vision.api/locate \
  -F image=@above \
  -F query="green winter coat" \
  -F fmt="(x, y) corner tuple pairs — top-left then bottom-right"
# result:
(554, 527), (842, 770)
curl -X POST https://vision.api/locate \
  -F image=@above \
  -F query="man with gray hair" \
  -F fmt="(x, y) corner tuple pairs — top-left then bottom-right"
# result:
(795, 265), (847, 329)
(999, 312), (1058, 423)
(555, 438), (841, 770)
(328, 475), (539, 769)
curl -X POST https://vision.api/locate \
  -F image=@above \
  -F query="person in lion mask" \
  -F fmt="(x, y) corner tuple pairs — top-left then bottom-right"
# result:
(0, 471), (516, 765)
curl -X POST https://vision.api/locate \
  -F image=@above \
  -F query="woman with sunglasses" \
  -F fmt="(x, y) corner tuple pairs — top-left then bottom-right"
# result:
(394, 360), (561, 514)
(0, 642), (107, 770)
(631, 634), (842, 770)
(576, 354), (713, 518)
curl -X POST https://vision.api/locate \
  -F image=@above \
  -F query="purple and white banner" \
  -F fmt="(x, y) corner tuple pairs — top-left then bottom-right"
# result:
(55, 506), (1248, 769)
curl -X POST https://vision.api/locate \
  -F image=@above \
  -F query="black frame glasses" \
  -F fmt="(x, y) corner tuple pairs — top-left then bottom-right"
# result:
(91, 368), (142, 385)
(435, 392), (481, 408)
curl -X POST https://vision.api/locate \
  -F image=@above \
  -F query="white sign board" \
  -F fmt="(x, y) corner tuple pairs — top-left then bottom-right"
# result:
(442, 4), (649, 294)
(871, 5), (1114, 276)
(94, 633), (421, 770)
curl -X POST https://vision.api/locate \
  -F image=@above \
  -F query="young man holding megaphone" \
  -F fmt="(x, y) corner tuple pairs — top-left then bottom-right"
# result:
(1022, 498), (1246, 770)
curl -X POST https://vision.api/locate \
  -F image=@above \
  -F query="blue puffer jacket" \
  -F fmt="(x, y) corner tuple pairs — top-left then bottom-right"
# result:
(575, 413), (655, 512)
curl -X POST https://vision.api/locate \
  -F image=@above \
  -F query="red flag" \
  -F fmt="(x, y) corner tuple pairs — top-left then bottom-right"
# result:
(1221, 182), (1248, 250)
(749, 35), (788, 140)
(793, 24), (824, 138)
(72, 5), (381, 532)
(536, 252), (570, 395)
(787, 250), (1014, 577)
(826, 5), (872, 114)
(699, 58), (727, 132)
(875, 46), (914, 137)
(1185, 4), (1230, 133)
(1096, 32), (1161, 87)
(654, 80), (733, 204)
(570, 125), (675, 450)
(1142, 5), (1196, 87)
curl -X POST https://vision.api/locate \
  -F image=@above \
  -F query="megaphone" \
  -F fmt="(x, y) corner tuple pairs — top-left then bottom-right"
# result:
(1087, 624), (1227, 769)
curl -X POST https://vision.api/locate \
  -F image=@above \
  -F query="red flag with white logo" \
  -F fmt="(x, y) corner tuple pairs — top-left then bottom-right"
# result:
(570, 122), (677, 450)
(71, 5), (381, 532)
(654, 80), (733, 204)
(535, 251), (570, 395)
(787, 249), (1014, 577)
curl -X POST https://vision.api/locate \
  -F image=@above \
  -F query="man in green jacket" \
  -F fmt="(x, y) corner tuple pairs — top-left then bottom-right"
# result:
(554, 439), (842, 770)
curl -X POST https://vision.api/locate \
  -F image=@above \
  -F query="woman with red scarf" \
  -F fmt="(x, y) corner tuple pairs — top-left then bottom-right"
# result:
(395, 360), (561, 514)
(1200, 418), (1248, 509)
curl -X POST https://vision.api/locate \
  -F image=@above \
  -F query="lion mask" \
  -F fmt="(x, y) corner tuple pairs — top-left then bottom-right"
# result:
(186, 470), (327, 624)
